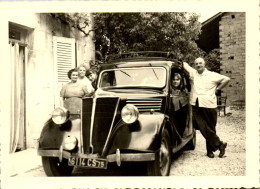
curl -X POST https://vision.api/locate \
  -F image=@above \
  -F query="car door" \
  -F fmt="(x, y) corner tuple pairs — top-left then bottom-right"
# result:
(169, 68), (191, 138)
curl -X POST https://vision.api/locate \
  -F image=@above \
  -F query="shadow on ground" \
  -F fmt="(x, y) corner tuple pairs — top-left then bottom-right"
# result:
(72, 162), (148, 176)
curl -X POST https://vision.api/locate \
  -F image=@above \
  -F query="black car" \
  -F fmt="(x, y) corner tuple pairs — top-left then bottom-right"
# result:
(38, 51), (196, 176)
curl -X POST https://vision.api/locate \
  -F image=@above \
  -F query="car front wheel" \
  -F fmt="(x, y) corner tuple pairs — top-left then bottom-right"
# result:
(147, 129), (172, 176)
(42, 157), (74, 176)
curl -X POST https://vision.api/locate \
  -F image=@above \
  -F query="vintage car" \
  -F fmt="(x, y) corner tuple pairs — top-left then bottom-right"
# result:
(38, 51), (196, 176)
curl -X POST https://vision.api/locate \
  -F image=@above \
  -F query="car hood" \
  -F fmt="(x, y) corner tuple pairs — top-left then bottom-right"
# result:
(93, 88), (167, 99)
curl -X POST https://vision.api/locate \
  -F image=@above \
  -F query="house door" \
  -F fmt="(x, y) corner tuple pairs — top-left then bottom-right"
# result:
(9, 42), (26, 153)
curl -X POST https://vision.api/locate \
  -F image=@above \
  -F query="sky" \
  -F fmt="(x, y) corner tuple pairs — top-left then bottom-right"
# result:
(197, 11), (219, 22)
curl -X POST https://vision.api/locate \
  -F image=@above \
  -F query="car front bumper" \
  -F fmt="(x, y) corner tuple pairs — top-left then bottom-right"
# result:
(38, 149), (155, 167)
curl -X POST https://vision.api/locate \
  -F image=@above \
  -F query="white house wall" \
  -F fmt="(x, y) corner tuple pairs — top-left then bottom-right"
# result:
(9, 13), (88, 148)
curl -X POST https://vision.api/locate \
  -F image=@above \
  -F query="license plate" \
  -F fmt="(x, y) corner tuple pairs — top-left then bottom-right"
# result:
(68, 157), (107, 169)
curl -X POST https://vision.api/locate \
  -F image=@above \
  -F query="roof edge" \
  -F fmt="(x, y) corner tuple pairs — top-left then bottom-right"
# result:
(202, 12), (225, 26)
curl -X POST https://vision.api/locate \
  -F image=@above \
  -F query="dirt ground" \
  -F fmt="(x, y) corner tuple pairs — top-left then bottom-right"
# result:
(170, 108), (246, 176)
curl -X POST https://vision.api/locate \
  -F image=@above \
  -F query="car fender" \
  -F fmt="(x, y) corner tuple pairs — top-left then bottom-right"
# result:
(105, 112), (170, 155)
(38, 116), (81, 150)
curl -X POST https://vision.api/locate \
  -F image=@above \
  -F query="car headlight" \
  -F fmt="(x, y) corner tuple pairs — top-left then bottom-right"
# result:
(52, 107), (70, 125)
(63, 135), (78, 151)
(121, 104), (139, 124)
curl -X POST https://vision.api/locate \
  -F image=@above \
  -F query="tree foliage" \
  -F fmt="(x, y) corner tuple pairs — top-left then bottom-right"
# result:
(94, 12), (204, 63)
(51, 12), (220, 72)
(51, 13), (91, 35)
(204, 48), (221, 73)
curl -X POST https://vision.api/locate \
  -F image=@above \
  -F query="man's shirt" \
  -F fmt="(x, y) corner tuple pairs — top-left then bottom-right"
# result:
(184, 64), (228, 108)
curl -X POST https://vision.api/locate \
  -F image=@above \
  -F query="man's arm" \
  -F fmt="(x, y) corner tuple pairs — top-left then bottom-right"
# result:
(216, 76), (230, 91)
(183, 62), (194, 74)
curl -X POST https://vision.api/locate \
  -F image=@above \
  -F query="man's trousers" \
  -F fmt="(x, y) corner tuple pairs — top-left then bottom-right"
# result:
(192, 105), (222, 152)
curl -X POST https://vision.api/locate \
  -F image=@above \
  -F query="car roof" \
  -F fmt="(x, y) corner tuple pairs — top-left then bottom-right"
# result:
(101, 60), (178, 70)
(101, 52), (182, 70)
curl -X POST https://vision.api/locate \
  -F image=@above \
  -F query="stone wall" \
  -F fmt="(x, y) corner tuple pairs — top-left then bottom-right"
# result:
(219, 12), (245, 107)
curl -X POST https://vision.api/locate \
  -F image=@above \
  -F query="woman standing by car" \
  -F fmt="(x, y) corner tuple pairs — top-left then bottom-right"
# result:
(86, 68), (98, 89)
(77, 65), (95, 94)
(60, 68), (92, 106)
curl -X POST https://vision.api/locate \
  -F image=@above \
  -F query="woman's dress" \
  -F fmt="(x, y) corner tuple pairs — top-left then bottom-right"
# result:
(60, 82), (89, 99)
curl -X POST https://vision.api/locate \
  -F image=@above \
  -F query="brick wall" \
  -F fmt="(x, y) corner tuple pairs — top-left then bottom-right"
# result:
(219, 12), (245, 107)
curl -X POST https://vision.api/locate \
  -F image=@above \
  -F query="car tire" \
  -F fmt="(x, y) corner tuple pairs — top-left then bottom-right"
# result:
(42, 157), (74, 176)
(147, 129), (172, 176)
(185, 129), (196, 150)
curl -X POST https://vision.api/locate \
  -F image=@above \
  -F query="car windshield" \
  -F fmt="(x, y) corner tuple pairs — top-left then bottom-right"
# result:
(98, 67), (166, 89)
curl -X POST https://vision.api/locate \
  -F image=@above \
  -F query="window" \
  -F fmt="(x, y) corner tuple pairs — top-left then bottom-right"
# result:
(9, 28), (21, 40)
(53, 36), (76, 107)
(99, 67), (167, 89)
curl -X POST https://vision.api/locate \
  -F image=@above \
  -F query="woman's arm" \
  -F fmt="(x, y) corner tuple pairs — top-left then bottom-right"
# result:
(86, 78), (95, 94)
(83, 85), (94, 97)
(60, 84), (66, 106)
(60, 97), (64, 107)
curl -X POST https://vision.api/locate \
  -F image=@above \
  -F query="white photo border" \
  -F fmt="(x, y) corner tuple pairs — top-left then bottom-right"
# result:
(0, 0), (259, 188)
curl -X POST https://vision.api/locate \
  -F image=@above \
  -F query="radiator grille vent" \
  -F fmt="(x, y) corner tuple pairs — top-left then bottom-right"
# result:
(126, 98), (162, 112)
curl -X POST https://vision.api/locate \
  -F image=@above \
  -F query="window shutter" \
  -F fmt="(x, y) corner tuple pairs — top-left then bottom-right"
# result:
(53, 36), (76, 107)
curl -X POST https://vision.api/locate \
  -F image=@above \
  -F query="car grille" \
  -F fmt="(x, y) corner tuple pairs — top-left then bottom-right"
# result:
(126, 98), (162, 112)
(82, 97), (120, 154)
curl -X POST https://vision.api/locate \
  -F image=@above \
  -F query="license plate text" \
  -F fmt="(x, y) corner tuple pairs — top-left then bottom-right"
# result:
(68, 157), (107, 169)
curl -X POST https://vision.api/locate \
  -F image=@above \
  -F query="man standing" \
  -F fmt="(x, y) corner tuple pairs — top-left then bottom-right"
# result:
(183, 57), (230, 158)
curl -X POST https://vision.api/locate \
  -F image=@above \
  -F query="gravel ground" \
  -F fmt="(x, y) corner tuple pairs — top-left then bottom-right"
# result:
(170, 108), (246, 176)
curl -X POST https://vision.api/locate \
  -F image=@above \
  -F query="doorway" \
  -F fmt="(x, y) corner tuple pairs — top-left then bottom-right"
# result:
(9, 26), (27, 153)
